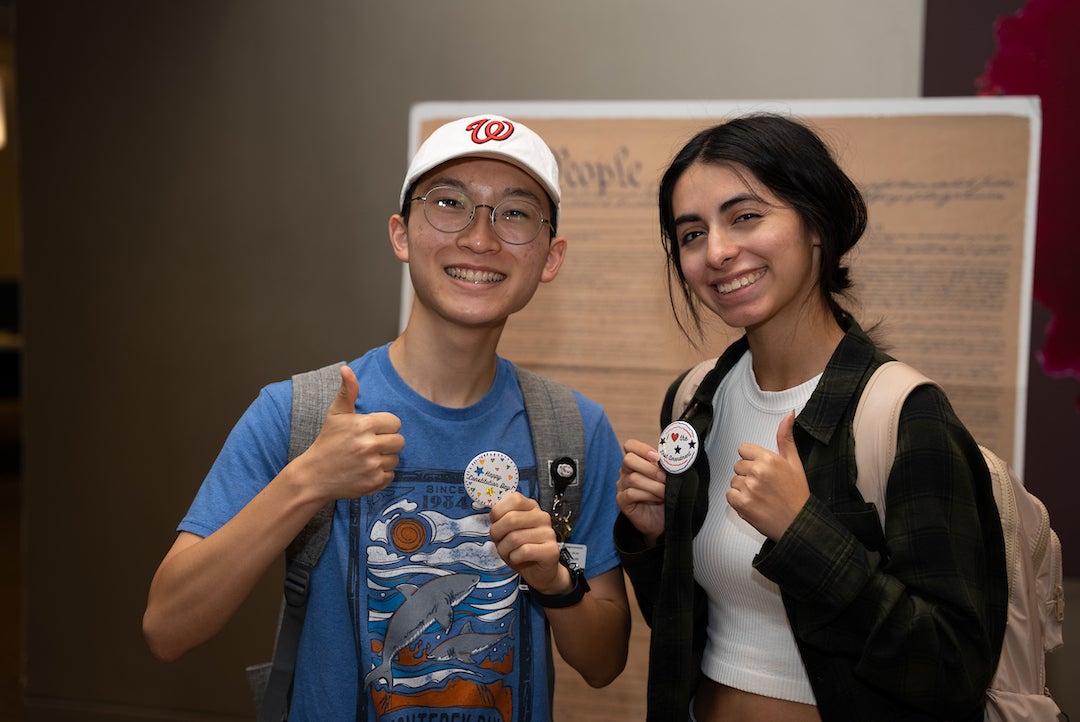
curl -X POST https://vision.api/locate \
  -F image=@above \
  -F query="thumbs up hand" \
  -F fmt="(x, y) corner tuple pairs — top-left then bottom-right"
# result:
(725, 411), (810, 541)
(300, 365), (405, 501)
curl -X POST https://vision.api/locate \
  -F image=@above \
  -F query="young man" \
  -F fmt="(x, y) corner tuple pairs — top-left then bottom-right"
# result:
(143, 115), (631, 720)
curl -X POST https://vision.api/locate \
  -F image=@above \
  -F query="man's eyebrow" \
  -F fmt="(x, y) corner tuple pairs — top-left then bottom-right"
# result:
(498, 187), (545, 205)
(421, 176), (466, 192)
(421, 178), (544, 204)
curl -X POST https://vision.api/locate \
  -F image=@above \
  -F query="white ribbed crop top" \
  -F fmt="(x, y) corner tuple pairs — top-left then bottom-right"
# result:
(692, 352), (821, 704)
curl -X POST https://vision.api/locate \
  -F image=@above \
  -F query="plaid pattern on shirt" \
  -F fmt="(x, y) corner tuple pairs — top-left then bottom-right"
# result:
(616, 319), (1007, 722)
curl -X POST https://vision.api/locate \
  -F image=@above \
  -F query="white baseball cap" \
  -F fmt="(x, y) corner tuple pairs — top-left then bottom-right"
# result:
(399, 115), (561, 211)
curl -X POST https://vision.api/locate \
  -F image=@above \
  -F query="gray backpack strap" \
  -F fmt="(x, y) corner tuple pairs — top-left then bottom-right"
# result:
(250, 361), (345, 722)
(515, 367), (584, 539)
(284, 362), (344, 562)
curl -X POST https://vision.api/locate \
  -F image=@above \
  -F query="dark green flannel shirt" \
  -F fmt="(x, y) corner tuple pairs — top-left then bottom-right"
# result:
(615, 319), (1007, 721)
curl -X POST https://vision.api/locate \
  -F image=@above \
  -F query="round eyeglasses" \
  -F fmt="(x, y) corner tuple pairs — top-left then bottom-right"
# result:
(411, 186), (554, 245)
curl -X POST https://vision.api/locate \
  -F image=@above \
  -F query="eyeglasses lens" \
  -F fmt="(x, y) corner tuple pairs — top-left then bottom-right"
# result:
(421, 186), (544, 245)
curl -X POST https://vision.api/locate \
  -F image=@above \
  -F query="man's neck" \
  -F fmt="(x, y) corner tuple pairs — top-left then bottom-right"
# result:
(388, 319), (504, 408)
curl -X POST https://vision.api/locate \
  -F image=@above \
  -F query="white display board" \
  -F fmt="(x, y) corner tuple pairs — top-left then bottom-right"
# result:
(402, 98), (1041, 471)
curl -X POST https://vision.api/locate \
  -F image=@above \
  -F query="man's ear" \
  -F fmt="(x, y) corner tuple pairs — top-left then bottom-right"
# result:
(540, 235), (568, 284)
(389, 214), (409, 262)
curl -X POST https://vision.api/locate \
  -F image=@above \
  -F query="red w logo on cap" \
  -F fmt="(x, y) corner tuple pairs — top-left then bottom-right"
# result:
(466, 118), (514, 144)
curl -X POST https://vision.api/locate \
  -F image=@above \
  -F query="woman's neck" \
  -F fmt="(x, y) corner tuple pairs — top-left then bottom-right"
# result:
(745, 308), (844, 391)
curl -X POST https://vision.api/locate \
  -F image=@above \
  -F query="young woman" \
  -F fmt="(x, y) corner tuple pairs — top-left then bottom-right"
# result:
(614, 114), (1007, 722)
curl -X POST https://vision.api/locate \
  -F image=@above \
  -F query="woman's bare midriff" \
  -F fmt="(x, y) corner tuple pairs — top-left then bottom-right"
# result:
(693, 677), (822, 722)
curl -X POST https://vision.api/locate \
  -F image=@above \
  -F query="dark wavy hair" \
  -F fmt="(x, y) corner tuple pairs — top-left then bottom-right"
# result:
(658, 113), (867, 341)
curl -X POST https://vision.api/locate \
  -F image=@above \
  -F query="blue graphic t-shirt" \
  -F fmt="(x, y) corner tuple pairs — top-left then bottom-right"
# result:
(179, 345), (623, 721)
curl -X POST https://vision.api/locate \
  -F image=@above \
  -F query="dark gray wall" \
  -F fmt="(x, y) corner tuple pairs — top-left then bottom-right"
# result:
(17, 4), (404, 719)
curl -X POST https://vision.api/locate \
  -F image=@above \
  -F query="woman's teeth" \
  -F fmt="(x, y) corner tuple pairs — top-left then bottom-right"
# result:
(717, 269), (765, 295)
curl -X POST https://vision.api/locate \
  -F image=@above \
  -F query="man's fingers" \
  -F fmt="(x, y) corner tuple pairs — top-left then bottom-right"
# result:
(327, 365), (360, 416)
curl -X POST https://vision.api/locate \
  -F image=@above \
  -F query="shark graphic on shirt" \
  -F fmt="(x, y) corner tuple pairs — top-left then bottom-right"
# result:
(364, 572), (480, 690)
(426, 621), (514, 664)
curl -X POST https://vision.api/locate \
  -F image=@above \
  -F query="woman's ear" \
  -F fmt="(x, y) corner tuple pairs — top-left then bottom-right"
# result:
(389, 214), (409, 262)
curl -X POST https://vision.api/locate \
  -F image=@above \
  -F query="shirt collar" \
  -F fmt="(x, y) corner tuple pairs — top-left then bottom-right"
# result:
(796, 316), (881, 446)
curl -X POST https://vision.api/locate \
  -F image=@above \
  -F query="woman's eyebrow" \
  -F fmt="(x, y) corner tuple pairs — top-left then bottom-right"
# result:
(674, 193), (760, 226)
(718, 193), (760, 212)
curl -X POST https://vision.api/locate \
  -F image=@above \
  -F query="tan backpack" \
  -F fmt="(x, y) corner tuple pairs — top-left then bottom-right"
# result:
(854, 361), (1066, 721)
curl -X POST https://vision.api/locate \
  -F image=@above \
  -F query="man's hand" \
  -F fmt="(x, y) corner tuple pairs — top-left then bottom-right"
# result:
(489, 492), (569, 595)
(301, 365), (405, 500)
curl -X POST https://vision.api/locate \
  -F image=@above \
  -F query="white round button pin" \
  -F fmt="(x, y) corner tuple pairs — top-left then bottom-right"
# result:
(657, 420), (699, 474)
(463, 451), (519, 507)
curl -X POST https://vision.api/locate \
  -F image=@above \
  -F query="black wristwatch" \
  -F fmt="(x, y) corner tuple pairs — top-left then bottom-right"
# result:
(528, 551), (591, 609)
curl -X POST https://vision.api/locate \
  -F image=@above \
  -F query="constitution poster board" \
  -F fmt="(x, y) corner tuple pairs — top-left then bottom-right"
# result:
(403, 98), (1040, 472)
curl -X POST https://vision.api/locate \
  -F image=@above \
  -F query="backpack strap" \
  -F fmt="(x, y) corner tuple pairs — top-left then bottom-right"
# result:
(661, 356), (725, 539)
(664, 357), (720, 426)
(515, 367), (584, 537)
(852, 360), (937, 528)
(252, 361), (344, 722)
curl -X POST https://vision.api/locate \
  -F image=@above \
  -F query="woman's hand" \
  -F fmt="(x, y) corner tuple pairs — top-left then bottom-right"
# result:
(615, 438), (667, 546)
(727, 411), (810, 541)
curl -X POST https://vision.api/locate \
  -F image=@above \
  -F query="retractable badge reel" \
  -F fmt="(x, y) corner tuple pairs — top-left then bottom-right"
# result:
(528, 456), (591, 608)
(549, 456), (577, 543)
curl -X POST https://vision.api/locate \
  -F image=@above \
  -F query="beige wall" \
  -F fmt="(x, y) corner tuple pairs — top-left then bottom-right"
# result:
(12, 1), (1076, 719)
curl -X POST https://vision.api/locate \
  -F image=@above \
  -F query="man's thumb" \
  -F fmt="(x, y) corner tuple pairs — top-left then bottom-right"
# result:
(776, 410), (798, 460)
(327, 365), (359, 415)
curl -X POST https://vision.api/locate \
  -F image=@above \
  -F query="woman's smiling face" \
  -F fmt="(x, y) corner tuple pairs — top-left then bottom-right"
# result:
(672, 161), (823, 335)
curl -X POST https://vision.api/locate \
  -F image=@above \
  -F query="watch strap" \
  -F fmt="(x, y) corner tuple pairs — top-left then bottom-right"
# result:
(528, 548), (591, 608)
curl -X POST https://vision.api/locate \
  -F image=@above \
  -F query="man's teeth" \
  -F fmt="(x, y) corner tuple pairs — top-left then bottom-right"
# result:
(447, 267), (505, 284)
(717, 270), (765, 295)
